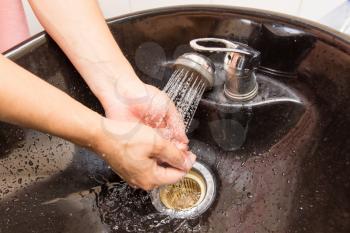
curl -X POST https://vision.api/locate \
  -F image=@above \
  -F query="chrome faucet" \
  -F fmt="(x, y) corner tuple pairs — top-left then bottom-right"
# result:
(190, 38), (261, 101)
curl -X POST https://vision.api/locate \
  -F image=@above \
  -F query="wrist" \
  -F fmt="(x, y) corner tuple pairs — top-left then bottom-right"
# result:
(68, 108), (104, 150)
(78, 56), (142, 108)
(96, 71), (145, 110)
(90, 117), (124, 162)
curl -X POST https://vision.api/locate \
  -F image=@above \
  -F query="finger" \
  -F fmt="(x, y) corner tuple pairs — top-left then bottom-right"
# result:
(138, 86), (189, 150)
(156, 128), (188, 152)
(153, 138), (193, 171)
(173, 140), (189, 151)
(187, 151), (197, 165)
(153, 165), (187, 186)
(144, 86), (188, 144)
(139, 182), (157, 191)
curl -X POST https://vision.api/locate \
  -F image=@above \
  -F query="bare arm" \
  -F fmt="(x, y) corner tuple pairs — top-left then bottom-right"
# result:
(28, 0), (142, 107)
(27, 0), (189, 146)
(21, 0), (195, 188)
(0, 54), (192, 190)
(0, 54), (99, 146)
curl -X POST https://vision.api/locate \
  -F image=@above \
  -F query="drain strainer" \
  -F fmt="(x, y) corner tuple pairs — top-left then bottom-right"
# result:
(151, 161), (216, 219)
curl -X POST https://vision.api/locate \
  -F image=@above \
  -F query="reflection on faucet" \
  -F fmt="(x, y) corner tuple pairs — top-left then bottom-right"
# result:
(190, 38), (260, 101)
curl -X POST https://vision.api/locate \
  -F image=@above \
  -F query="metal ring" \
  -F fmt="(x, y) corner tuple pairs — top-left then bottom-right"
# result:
(150, 161), (216, 219)
(224, 81), (259, 101)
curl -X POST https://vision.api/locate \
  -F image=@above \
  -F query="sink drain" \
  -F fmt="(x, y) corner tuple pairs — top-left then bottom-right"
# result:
(151, 161), (216, 219)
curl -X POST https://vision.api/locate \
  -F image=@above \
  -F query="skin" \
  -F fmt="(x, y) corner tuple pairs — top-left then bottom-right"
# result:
(0, 0), (196, 190)
(0, 0), (29, 53)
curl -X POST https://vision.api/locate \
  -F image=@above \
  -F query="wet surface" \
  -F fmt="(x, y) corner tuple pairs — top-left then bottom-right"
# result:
(97, 182), (203, 233)
(1, 6), (350, 233)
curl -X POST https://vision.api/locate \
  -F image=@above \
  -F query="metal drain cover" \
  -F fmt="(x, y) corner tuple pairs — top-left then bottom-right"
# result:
(150, 161), (216, 219)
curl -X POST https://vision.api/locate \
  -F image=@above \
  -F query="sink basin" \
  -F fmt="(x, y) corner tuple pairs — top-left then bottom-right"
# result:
(0, 6), (349, 233)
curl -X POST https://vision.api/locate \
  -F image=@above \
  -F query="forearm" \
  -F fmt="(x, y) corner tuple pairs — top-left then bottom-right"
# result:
(0, 55), (101, 147)
(28, 0), (139, 106)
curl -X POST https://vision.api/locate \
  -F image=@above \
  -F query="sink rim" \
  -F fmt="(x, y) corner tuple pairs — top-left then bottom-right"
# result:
(3, 5), (350, 60)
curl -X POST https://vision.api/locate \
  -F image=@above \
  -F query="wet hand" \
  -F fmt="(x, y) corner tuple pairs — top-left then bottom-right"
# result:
(94, 118), (196, 190)
(100, 74), (189, 150)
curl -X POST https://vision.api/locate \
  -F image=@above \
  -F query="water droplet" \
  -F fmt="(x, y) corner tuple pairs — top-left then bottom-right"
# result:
(247, 192), (253, 198)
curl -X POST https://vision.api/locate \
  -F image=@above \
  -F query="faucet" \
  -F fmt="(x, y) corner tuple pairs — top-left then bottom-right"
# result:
(165, 37), (302, 150)
(190, 38), (261, 101)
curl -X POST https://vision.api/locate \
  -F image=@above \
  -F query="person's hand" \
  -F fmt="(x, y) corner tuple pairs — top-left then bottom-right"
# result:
(26, 0), (195, 190)
(94, 118), (196, 190)
(98, 71), (189, 150)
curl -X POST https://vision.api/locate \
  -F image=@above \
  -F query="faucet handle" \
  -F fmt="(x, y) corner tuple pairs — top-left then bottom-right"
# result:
(190, 38), (257, 56)
(190, 38), (260, 75)
(190, 38), (260, 101)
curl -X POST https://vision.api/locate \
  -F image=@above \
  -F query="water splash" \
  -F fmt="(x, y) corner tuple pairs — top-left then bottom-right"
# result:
(97, 182), (202, 233)
(97, 68), (209, 232)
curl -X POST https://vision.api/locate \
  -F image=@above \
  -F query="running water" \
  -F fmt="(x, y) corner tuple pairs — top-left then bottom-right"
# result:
(163, 68), (208, 131)
(96, 69), (208, 232)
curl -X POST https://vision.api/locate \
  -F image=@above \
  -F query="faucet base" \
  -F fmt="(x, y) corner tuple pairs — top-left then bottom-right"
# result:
(224, 82), (258, 101)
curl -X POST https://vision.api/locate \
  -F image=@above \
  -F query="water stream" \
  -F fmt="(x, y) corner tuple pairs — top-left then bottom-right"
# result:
(97, 68), (209, 232)
(163, 68), (208, 131)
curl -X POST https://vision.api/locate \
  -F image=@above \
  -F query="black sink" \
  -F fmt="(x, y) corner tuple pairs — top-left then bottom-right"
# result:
(0, 6), (349, 233)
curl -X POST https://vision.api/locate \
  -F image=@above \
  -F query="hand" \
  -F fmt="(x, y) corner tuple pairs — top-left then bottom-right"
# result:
(26, 0), (195, 189)
(99, 72), (189, 150)
(94, 118), (196, 190)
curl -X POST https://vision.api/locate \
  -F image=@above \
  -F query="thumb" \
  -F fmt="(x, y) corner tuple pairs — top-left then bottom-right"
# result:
(153, 165), (187, 186)
(153, 138), (195, 171)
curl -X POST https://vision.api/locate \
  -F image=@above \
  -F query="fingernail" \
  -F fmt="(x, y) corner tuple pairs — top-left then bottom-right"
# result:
(183, 152), (196, 170)
(175, 142), (188, 151)
(183, 157), (192, 171)
(188, 152), (197, 165)
(182, 134), (189, 144)
(183, 132), (189, 140)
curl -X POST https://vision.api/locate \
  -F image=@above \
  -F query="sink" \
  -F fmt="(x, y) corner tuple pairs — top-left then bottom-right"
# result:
(0, 6), (349, 233)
